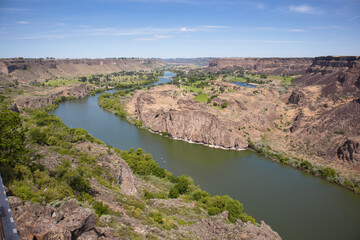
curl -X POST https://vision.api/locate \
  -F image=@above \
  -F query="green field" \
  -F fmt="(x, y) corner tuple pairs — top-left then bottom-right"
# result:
(194, 93), (208, 102)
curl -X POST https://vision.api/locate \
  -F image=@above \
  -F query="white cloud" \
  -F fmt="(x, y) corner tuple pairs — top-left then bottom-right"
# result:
(287, 29), (305, 32)
(289, 5), (320, 14)
(257, 27), (305, 32)
(255, 3), (265, 9)
(310, 26), (343, 29)
(136, 35), (171, 40)
(180, 25), (230, 32)
(180, 27), (197, 32)
(16, 21), (30, 24)
(349, 15), (360, 21)
(56, 22), (65, 26)
(2, 25), (230, 41)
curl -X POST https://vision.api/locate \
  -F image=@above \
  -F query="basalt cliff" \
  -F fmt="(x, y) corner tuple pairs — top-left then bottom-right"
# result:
(207, 57), (313, 75)
(290, 56), (360, 168)
(0, 58), (165, 85)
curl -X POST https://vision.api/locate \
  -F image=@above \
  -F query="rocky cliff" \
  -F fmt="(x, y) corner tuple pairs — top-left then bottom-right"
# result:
(296, 56), (360, 98)
(289, 56), (360, 168)
(0, 58), (165, 85)
(13, 83), (88, 108)
(127, 84), (281, 150)
(207, 58), (313, 75)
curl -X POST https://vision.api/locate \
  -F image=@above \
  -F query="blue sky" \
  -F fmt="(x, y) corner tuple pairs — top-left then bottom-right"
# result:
(0, 0), (359, 58)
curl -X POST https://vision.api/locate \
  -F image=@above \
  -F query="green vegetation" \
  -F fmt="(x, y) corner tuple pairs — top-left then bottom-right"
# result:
(98, 91), (129, 117)
(247, 138), (360, 193)
(193, 92), (208, 103)
(221, 102), (228, 108)
(44, 70), (164, 88)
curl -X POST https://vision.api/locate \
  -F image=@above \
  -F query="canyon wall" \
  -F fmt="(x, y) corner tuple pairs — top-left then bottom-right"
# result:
(13, 83), (88, 108)
(296, 56), (360, 98)
(207, 57), (313, 75)
(290, 56), (360, 167)
(0, 58), (165, 84)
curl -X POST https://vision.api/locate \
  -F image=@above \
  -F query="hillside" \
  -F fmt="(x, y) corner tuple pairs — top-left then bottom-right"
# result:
(0, 58), (165, 85)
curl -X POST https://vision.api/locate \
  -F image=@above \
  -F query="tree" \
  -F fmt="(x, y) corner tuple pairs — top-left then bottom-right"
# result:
(221, 102), (228, 108)
(260, 74), (267, 79)
(0, 96), (27, 167)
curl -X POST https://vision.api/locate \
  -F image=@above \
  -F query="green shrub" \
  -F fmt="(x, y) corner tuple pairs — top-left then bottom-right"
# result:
(175, 176), (190, 194)
(144, 190), (155, 200)
(29, 128), (47, 145)
(300, 160), (312, 170)
(221, 102), (228, 108)
(206, 195), (243, 223)
(168, 187), (180, 198)
(93, 201), (110, 216)
(192, 190), (210, 201)
(321, 167), (337, 179)
(92, 165), (103, 177)
(54, 160), (90, 194)
(240, 213), (256, 224)
(150, 212), (163, 224)
(10, 180), (42, 203)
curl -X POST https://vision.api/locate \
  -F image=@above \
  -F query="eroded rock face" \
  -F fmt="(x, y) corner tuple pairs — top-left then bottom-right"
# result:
(144, 109), (247, 149)
(13, 84), (88, 108)
(128, 85), (279, 150)
(207, 58), (313, 75)
(337, 139), (360, 163)
(296, 56), (360, 99)
(180, 211), (282, 240)
(288, 91), (305, 105)
(75, 142), (138, 196)
(8, 197), (115, 240)
(55, 199), (96, 238)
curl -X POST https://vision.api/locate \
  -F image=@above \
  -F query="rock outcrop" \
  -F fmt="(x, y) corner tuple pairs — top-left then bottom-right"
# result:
(127, 84), (282, 150)
(337, 138), (360, 164)
(179, 211), (281, 240)
(75, 142), (138, 196)
(9, 197), (119, 240)
(207, 58), (313, 75)
(286, 56), (360, 170)
(288, 90), (305, 105)
(13, 83), (88, 108)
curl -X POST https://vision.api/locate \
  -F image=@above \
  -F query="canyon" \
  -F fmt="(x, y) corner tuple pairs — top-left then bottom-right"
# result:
(126, 56), (360, 186)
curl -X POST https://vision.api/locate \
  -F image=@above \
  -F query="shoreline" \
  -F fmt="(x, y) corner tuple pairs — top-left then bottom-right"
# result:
(149, 129), (246, 151)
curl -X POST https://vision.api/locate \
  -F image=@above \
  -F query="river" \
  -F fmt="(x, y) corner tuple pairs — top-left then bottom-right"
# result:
(51, 71), (360, 240)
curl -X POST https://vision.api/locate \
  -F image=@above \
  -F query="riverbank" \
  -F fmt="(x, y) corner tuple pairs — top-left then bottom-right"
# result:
(98, 82), (360, 194)
(0, 95), (283, 239)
